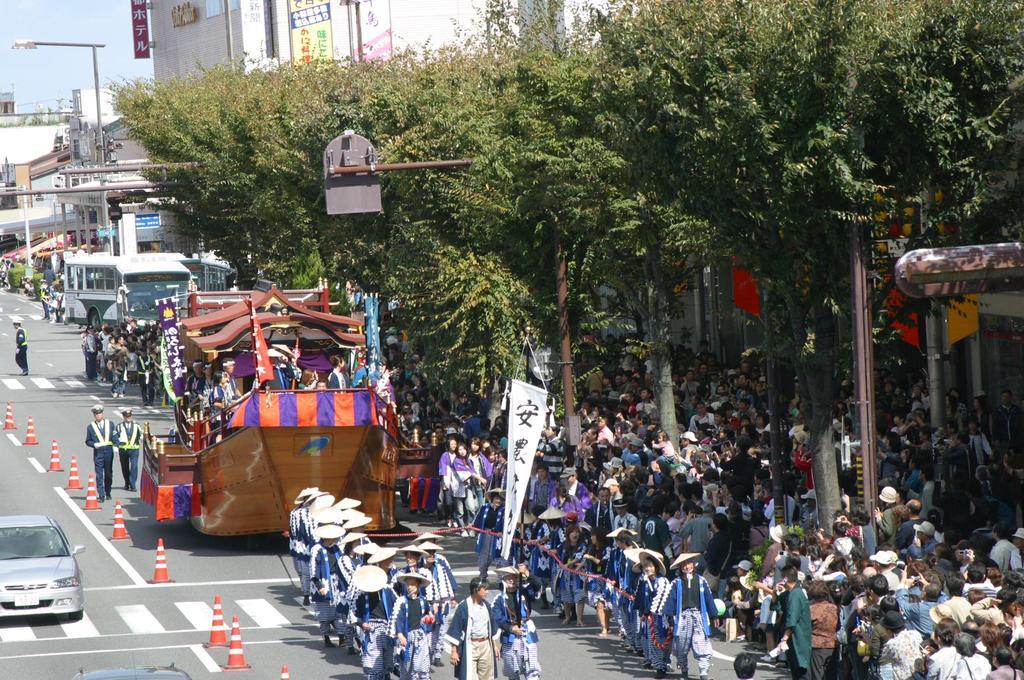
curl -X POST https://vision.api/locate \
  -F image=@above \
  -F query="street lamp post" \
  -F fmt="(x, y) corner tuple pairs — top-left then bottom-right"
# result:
(12, 40), (111, 252)
(18, 186), (32, 276)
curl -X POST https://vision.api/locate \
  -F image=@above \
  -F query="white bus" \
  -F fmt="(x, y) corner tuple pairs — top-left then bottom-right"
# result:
(180, 255), (235, 291)
(63, 253), (192, 327)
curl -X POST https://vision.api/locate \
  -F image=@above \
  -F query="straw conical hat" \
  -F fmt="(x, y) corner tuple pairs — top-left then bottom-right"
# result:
(538, 507), (565, 521)
(413, 532), (445, 543)
(333, 497), (362, 511)
(339, 532), (367, 546)
(416, 541), (444, 552)
(670, 553), (701, 570)
(351, 565), (388, 593)
(343, 515), (372, 530)
(311, 507), (345, 525)
(314, 524), (345, 540)
(293, 487), (320, 505)
(353, 541), (380, 556)
(367, 547), (397, 565)
(309, 493), (336, 510)
(395, 569), (433, 585)
(399, 544), (427, 556)
(336, 509), (367, 522)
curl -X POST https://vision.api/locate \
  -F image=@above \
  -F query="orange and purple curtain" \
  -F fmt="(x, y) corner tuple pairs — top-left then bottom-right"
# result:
(228, 390), (378, 429)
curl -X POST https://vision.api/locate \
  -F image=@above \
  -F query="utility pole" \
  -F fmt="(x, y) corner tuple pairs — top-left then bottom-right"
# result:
(223, 0), (235, 62)
(849, 219), (878, 518)
(553, 226), (575, 418)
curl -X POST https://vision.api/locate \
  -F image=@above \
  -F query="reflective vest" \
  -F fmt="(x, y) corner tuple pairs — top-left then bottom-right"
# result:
(90, 420), (112, 447)
(16, 329), (26, 347)
(118, 423), (140, 450)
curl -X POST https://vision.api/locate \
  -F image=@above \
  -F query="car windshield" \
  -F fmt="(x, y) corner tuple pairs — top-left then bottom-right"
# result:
(0, 525), (69, 560)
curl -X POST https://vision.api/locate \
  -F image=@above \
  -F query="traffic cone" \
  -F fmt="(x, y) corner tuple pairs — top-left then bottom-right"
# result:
(23, 416), (38, 445)
(47, 440), (63, 472)
(148, 538), (173, 583)
(111, 500), (130, 541)
(66, 456), (82, 490)
(3, 402), (13, 430)
(221, 615), (252, 671)
(280, 666), (290, 680)
(204, 595), (228, 648)
(84, 474), (101, 511)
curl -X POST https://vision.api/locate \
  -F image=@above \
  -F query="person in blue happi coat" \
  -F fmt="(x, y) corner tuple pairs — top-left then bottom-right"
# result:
(473, 488), (508, 579)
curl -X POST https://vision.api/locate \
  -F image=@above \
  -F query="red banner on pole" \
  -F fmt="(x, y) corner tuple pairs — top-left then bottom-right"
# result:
(247, 301), (274, 385)
(731, 265), (762, 317)
(131, 0), (150, 59)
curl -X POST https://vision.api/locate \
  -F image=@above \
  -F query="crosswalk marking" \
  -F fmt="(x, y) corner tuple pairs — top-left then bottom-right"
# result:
(236, 598), (290, 628)
(2, 378), (24, 390)
(175, 601), (214, 630)
(60, 613), (100, 639)
(30, 377), (55, 389)
(63, 378), (84, 388)
(0, 625), (36, 642)
(29, 315), (41, 321)
(8, 315), (21, 323)
(115, 604), (165, 634)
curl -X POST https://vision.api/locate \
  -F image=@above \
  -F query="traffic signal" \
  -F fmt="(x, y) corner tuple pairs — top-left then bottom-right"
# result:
(107, 199), (123, 223)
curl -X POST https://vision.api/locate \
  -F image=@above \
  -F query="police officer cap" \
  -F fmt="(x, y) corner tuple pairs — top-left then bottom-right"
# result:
(12, 321), (21, 326)
(91, 405), (104, 413)
(120, 408), (133, 417)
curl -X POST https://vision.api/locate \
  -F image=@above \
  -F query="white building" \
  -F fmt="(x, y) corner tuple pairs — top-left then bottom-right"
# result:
(149, 0), (605, 80)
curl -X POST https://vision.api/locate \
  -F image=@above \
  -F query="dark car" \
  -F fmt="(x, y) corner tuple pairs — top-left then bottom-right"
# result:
(72, 668), (193, 680)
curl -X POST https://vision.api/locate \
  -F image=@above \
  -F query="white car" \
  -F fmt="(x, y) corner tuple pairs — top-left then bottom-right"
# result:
(0, 515), (85, 620)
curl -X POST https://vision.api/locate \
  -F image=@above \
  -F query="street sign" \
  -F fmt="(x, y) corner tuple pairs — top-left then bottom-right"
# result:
(135, 213), (161, 229)
(323, 132), (382, 215)
(98, 228), (118, 238)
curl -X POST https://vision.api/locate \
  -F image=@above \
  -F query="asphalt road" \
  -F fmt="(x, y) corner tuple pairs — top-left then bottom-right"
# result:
(0, 289), (789, 679)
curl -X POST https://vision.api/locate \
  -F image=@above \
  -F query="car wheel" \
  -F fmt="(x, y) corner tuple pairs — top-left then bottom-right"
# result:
(68, 609), (84, 622)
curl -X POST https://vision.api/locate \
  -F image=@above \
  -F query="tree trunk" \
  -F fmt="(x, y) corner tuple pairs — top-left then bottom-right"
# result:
(799, 303), (841, 531)
(487, 377), (504, 430)
(643, 249), (680, 446)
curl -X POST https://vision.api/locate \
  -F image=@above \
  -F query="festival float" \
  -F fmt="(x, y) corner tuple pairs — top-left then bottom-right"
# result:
(139, 283), (401, 536)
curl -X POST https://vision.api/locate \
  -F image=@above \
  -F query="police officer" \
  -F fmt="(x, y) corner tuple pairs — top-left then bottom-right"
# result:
(115, 408), (142, 492)
(85, 404), (115, 502)
(13, 321), (27, 376)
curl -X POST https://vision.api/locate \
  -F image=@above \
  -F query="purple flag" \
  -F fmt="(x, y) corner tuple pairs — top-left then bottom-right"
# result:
(156, 298), (187, 399)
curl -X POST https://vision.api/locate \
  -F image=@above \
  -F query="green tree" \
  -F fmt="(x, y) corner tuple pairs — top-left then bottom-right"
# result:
(599, 0), (1024, 523)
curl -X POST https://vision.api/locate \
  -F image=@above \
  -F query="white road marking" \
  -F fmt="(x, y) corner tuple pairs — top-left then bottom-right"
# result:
(63, 378), (84, 387)
(45, 362), (53, 367)
(115, 604), (166, 634)
(1, 333), (7, 337)
(60, 613), (100, 639)
(6, 433), (21, 447)
(2, 378), (24, 390)
(713, 650), (736, 661)
(89, 395), (101, 401)
(84, 577), (294, 592)
(175, 601), (214, 630)
(27, 457), (45, 473)
(30, 377), (54, 389)
(29, 315), (41, 321)
(189, 643), (222, 673)
(53, 487), (148, 586)
(0, 637), (304, 660)
(8, 315), (21, 322)
(236, 598), (289, 628)
(0, 625), (36, 642)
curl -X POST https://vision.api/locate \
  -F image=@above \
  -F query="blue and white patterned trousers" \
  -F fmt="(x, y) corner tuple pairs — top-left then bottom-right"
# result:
(361, 619), (393, 680)
(641, 616), (671, 672)
(398, 628), (431, 680)
(429, 601), (453, 661)
(674, 608), (712, 676)
(477, 534), (508, 578)
(292, 555), (311, 596)
(500, 634), (541, 680)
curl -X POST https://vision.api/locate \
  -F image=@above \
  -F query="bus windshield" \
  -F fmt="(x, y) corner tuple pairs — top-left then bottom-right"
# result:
(123, 272), (190, 319)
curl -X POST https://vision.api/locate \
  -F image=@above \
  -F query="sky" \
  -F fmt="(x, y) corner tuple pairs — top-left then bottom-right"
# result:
(0, 0), (153, 113)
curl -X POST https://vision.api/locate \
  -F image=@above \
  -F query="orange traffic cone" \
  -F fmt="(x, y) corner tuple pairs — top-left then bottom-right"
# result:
(3, 402), (13, 430)
(111, 500), (130, 541)
(148, 538), (173, 583)
(23, 416), (38, 445)
(221, 615), (252, 671)
(84, 474), (101, 511)
(66, 456), (82, 490)
(47, 440), (63, 472)
(204, 595), (228, 648)
(280, 666), (290, 680)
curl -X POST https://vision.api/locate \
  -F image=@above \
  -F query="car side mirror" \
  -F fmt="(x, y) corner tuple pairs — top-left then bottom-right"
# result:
(72, 545), (86, 555)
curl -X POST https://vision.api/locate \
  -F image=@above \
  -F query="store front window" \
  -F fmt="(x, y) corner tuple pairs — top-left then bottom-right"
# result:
(981, 314), (1024, 401)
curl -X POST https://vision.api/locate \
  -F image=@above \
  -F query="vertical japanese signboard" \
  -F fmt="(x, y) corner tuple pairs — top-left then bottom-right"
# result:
(131, 0), (150, 59)
(157, 299), (186, 400)
(501, 379), (548, 560)
(358, 0), (393, 61)
(241, 0), (268, 68)
(288, 0), (333, 64)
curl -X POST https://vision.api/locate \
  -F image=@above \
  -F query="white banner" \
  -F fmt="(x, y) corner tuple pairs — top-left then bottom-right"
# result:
(500, 379), (548, 560)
